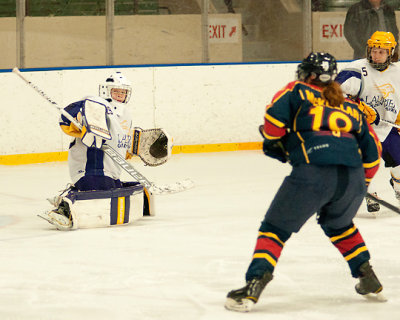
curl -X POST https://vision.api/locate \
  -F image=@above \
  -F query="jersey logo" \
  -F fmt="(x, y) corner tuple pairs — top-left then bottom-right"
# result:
(120, 120), (130, 131)
(375, 83), (394, 98)
(118, 133), (132, 149)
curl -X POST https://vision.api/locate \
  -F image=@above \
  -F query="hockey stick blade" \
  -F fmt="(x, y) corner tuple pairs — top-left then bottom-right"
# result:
(366, 192), (400, 214)
(149, 178), (195, 195)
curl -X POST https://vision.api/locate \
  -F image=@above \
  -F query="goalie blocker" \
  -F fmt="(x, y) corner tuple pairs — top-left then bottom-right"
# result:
(39, 182), (155, 231)
(129, 128), (172, 166)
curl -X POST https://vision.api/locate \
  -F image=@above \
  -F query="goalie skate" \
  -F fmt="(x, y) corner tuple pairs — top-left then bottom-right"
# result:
(38, 200), (73, 231)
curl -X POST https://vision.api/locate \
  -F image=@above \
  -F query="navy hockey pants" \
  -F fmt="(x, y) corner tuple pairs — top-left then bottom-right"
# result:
(245, 164), (367, 281)
(263, 164), (366, 233)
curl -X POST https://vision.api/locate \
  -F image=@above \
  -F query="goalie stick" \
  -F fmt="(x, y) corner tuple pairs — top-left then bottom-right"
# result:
(13, 67), (193, 195)
(366, 192), (400, 215)
(379, 119), (400, 129)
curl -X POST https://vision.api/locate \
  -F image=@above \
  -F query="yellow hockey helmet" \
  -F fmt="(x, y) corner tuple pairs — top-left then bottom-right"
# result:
(367, 31), (397, 71)
(367, 31), (397, 54)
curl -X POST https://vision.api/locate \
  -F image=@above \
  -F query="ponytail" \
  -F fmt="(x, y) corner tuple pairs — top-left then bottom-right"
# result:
(321, 81), (344, 107)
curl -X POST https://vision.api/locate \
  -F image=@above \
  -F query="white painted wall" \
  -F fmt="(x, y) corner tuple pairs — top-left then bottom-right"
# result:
(0, 62), (347, 155)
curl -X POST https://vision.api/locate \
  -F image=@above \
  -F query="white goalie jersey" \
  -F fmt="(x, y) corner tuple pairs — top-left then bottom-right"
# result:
(60, 96), (133, 184)
(336, 59), (400, 142)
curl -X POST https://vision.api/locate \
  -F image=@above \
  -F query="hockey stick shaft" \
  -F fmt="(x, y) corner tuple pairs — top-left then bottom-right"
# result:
(379, 119), (400, 129)
(12, 67), (154, 191)
(12, 67), (83, 131)
(366, 192), (400, 214)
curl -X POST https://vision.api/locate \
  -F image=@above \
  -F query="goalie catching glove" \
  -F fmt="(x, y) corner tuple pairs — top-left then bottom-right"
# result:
(128, 128), (172, 166)
(79, 99), (112, 148)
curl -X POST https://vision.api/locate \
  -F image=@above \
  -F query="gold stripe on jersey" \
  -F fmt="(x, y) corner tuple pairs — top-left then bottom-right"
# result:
(265, 112), (285, 128)
(262, 131), (281, 140)
(293, 105), (303, 132)
(363, 159), (380, 168)
(296, 131), (305, 143)
(301, 143), (310, 163)
(299, 89), (305, 101)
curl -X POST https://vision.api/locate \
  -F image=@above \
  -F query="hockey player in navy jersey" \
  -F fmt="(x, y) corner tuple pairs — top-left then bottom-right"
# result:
(225, 53), (384, 312)
(38, 72), (170, 230)
(336, 31), (400, 213)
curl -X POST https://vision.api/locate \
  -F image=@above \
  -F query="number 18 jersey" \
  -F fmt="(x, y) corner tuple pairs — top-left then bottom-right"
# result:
(263, 81), (381, 170)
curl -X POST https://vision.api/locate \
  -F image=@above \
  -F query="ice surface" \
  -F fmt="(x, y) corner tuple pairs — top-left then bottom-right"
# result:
(0, 151), (399, 319)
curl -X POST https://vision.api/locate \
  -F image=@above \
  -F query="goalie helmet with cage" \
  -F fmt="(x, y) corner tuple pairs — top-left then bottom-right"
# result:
(367, 31), (397, 71)
(296, 52), (337, 84)
(99, 71), (132, 104)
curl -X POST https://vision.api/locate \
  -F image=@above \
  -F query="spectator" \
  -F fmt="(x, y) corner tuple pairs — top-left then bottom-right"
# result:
(344, 0), (398, 59)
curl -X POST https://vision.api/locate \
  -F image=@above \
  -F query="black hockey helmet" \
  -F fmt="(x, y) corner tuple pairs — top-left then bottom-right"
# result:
(296, 52), (337, 84)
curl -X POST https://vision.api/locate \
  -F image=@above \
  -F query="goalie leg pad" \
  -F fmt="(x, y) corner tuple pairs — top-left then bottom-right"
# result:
(67, 183), (144, 229)
(41, 183), (144, 230)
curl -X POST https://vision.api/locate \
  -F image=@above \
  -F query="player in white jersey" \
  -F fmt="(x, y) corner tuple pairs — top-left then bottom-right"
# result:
(38, 72), (156, 230)
(336, 31), (400, 212)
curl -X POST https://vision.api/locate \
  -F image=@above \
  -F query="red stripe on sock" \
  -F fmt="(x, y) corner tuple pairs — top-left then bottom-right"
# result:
(254, 237), (283, 259)
(334, 231), (365, 255)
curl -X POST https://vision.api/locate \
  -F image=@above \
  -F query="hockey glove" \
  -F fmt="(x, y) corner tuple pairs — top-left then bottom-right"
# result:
(81, 126), (105, 148)
(128, 128), (172, 166)
(359, 101), (380, 125)
(80, 99), (112, 149)
(263, 139), (288, 163)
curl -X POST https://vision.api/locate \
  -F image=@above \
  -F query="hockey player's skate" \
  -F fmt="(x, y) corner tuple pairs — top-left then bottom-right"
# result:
(38, 200), (73, 231)
(355, 261), (386, 301)
(225, 271), (273, 312)
(366, 192), (380, 213)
